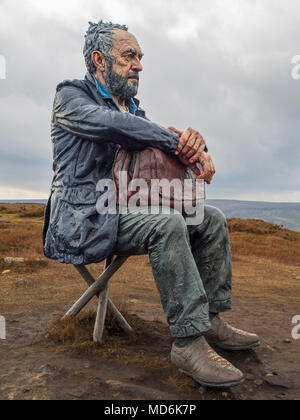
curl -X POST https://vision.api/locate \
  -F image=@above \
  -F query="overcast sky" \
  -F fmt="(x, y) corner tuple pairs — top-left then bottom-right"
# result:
(0, 0), (299, 202)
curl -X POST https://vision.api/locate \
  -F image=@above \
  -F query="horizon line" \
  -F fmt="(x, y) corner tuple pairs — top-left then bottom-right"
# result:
(0, 198), (300, 205)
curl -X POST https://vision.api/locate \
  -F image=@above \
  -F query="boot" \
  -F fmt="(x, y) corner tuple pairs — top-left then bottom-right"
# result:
(205, 315), (260, 351)
(171, 336), (244, 388)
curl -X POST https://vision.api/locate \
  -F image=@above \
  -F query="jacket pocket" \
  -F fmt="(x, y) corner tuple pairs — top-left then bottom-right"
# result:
(64, 188), (98, 205)
(51, 199), (98, 254)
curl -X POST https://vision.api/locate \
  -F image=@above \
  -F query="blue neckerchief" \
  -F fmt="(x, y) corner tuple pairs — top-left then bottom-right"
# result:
(92, 74), (138, 115)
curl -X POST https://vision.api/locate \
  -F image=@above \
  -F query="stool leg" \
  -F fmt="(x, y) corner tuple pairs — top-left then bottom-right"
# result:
(93, 259), (111, 343)
(107, 299), (134, 336)
(65, 256), (128, 318)
(93, 283), (110, 343)
(72, 261), (134, 337)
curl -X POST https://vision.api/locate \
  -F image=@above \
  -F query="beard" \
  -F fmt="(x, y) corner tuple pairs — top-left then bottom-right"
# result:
(105, 62), (139, 101)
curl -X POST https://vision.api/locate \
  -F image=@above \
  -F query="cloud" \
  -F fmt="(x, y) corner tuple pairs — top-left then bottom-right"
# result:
(0, 0), (299, 201)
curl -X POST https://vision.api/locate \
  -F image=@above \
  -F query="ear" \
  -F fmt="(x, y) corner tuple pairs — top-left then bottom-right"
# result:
(92, 51), (106, 72)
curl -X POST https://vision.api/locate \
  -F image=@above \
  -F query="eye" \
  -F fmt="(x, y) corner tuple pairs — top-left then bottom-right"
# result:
(123, 54), (134, 62)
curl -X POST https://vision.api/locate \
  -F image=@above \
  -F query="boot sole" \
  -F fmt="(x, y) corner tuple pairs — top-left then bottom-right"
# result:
(178, 369), (245, 389)
(213, 341), (261, 351)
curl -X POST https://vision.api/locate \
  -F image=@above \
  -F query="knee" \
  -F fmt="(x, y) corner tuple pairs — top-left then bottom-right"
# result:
(204, 206), (228, 230)
(155, 213), (188, 240)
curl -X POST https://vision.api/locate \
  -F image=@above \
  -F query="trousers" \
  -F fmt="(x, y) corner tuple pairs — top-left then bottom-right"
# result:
(114, 205), (232, 338)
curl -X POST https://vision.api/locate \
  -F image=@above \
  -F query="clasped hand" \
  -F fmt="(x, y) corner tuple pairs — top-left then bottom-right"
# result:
(168, 127), (216, 184)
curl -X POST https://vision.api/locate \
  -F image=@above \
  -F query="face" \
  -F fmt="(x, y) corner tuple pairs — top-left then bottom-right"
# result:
(105, 30), (144, 100)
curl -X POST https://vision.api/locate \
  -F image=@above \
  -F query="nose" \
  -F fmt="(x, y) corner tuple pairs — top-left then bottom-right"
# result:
(132, 58), (143, 72)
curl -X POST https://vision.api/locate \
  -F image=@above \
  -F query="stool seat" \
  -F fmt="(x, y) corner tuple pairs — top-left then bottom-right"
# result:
(64, 256), (134, 343)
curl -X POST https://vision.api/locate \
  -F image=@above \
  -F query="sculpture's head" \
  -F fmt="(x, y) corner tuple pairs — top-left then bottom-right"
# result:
(84, 21), (143, 100)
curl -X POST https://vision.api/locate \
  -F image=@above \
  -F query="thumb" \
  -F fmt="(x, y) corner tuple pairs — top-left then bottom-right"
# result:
(168, 126), (183, 136)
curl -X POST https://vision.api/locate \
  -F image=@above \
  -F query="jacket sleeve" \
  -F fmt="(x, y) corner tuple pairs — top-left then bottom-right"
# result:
(53, 85), (179, 153)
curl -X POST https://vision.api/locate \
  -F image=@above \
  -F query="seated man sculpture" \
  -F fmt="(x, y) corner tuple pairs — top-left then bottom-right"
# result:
(43, 20), (260, 388)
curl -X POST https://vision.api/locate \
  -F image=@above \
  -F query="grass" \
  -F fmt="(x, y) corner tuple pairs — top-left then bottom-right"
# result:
(0, 258), (48, 274)
(227, 218), (300, 265)
(1, 204), (299, 272)
(0, 204), (48, 273)
(228, 218), (298, 238)
(0, 204), (45, 218)
(45, 311), (97, 348)
(45, 308), (172, 369)
(0, 205), (45, 259)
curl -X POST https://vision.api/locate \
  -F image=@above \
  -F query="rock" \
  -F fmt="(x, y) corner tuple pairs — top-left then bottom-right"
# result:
(1, 270), (11, 275)
(254, 379), (263, 386)
(4, 257), (25, 264)
(242, 384), (253, 393)
(283, 338), (292, 344)
(68, 390), (85, 398)
(130, 299), (140, 304)
(264, 374), (291, 389)
(265, 344), (276, 352)
(15, 279), (28, 287)
(276, 393), (287, 400)
(34, 364), (51, 374)
(197, 387), (205, 395)
(295, 276), (300, 280)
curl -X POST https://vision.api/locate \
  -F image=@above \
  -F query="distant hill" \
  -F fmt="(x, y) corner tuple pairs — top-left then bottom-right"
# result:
(207, 200), (300, 232)
(0, 200), (47, 204)
(1, 199), (300, 232)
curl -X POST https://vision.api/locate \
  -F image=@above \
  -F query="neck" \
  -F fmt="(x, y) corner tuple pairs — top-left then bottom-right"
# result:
(111, 94), (126, 109)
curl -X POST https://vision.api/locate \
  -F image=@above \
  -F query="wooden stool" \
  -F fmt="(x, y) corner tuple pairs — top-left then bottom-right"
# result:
(63, 255), (134, 343)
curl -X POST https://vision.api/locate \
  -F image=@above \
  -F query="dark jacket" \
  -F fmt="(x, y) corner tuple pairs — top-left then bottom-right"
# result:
(43, 72), (179, 265)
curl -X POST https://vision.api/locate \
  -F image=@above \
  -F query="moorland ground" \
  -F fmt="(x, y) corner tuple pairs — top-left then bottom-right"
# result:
(0, 204), (300, 400)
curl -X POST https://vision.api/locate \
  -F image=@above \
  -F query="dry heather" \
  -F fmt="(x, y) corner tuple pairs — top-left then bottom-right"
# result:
(45, 309), (173, 371)
(1, 204), (300, 268)
(0, 204), (47, 273)
(228, 218), (300, 265)
(0, 204), (45, 258)
(0, 204), (45, 218)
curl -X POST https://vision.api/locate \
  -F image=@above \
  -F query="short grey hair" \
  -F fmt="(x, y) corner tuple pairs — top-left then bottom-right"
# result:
(83, 20), (128, 74)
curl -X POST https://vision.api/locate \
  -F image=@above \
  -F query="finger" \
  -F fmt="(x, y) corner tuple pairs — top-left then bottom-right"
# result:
(199, 141), (207, 153)
(168, 126), (183, 136)
(197, 171), (211, 184)
(197, 159), (213, 183)
(181, 131), (198, 157)
(169, 126), (184, 156)
(190, 144), (207, 164)
(175, 137), (186, 155)
(189, 149), (205, 164)
(189, 163), (201, 176)
(182, 131), (205, 159)
(186, 135), (205, 160)
(206, 155), (215, 175)
(199, 153), (211, 166)
(210, 159), (216, 174)
(189, 137), (206, 163)
(176, 128), (192, 155)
